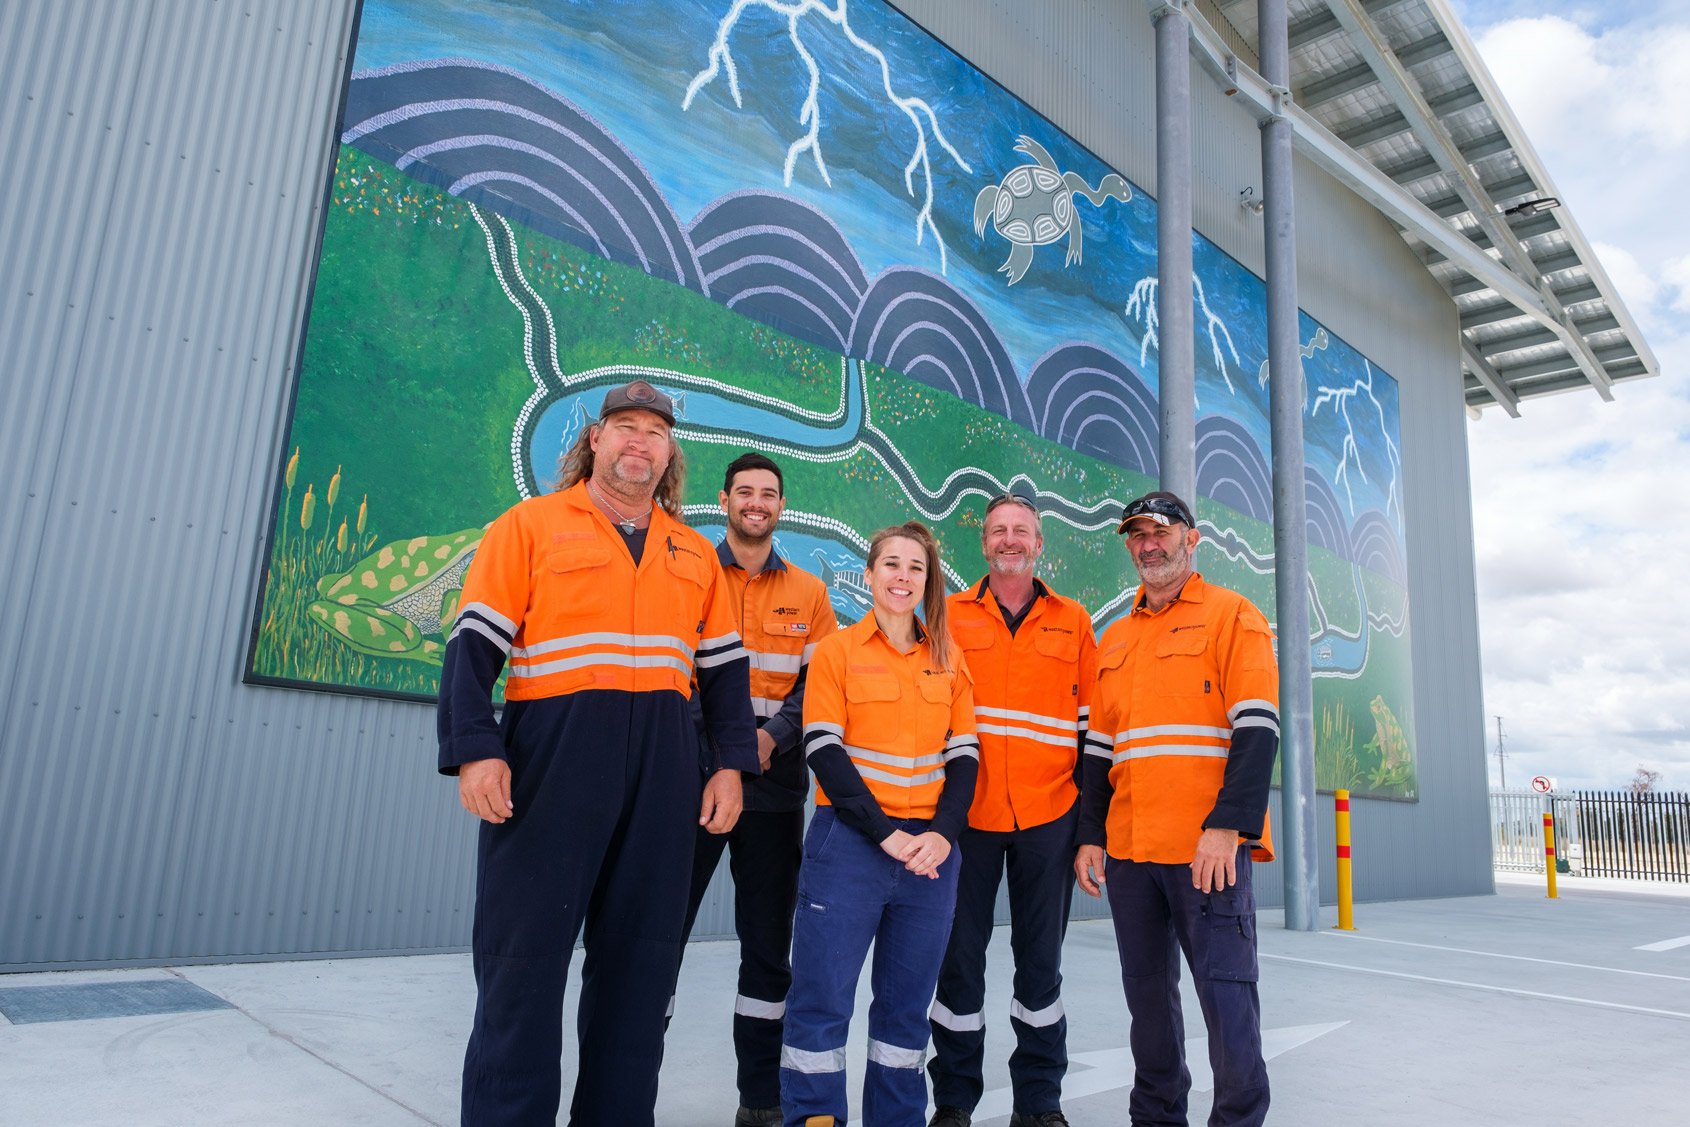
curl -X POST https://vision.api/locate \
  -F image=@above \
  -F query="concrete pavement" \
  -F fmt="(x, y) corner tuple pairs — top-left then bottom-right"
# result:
(3, 876), (1688, 1125)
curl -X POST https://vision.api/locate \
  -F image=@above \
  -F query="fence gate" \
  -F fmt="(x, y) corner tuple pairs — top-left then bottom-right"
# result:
(1491, 789), (1689, 881)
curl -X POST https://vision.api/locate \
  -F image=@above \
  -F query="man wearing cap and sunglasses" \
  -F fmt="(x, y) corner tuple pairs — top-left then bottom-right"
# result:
(1074, 490), (1279, 1127)
(927, 492), (1096, 1127)
(437, 379), (758, 1126)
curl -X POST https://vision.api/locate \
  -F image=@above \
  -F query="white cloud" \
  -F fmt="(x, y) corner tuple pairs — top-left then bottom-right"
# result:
(1464, 3), (1690, 791)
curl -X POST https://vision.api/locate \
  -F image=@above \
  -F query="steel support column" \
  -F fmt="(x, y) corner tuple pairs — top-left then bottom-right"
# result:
(1259, 0), (1319, 931)
(1152, 1), (1195, 497)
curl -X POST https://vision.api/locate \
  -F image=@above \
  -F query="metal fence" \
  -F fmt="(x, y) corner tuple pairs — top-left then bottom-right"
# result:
(1490, 790), (1690, 881)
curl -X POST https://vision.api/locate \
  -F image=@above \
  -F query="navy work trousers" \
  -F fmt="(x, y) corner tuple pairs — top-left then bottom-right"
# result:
(1103, 848), (1269, 1127)
(460, 698), (702, 1127)
(928, 801), (1078, 1115)
(679, 807), (805, 1110)
(781, 809), (960, 1127)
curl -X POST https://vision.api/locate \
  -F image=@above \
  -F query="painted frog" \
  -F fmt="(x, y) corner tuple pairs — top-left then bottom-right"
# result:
(308, 527), (484, 665)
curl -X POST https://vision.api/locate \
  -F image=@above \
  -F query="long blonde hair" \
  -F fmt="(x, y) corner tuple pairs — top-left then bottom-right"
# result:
(866, 520), (952, 672)
(555, 422), (687, 516)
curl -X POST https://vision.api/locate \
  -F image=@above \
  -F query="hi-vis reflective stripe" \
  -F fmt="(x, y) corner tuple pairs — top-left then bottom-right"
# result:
(866, 1039), (925, 1069)
(1110, 742), (1231, 764)
(1083, 730), (1116, 759)
(450, 601), (517, 652)
(1228, 697), (1282, 736)
(848, 744), (945, 770)
(848, 742), (948, 787)
(1009, 996), (1065, 1027)
(734, 994), (786, 1020)
(512, 631), (695, 660)
(751, 696), (783, 718)
(695, 631), (748, 668)
(929, 999), (985, 1032)
(781, 1044), (846, 1074)
(1120, 722), (1232, 741)
(975, 705), (1079, 747)
(944, 734), (980, 761)
(857, 762), (947, 788)
(748, 650), (803, 674)
(801, 643), (819, 663)
(976, 706), (1079, 733)
(508, 651), (692, 680)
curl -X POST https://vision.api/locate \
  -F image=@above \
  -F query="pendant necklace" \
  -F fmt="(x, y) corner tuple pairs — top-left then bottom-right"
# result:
(589, 480), (649, 534)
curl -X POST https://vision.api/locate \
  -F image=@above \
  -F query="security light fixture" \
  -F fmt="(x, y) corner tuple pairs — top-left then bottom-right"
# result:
(1502, 196), (1560, 219)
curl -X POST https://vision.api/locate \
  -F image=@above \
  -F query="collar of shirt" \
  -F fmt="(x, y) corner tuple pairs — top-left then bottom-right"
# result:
(1131, 570), (1207, 615)
(715, 537), (787, 573)
(849, 609), (926, 652)
(969, 575), (1050, 605)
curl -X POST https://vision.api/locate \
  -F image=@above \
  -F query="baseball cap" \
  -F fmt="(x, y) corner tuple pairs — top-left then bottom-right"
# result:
(598, 380), (676, 425)
(1116, 490), (1195, 533)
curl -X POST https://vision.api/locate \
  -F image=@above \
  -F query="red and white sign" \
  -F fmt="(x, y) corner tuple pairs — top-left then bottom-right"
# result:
(1531, 775), (1553, 794)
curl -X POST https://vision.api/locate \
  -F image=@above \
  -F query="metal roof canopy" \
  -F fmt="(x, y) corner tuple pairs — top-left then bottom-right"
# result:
(1190, 0), (1659, 416)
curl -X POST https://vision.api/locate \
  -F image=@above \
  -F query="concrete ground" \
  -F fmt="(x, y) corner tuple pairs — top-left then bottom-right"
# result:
(3, 874), (1688, 1126)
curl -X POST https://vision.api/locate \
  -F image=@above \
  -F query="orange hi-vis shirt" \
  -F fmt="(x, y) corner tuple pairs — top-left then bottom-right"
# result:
(949, 578), (1097, 832)
(714, 540), (839, 734)
(452, 483), (744, 702)
(1082, 572), (1280, 864)
(803, 615), (979, 834)
(712, 540), (839, 811)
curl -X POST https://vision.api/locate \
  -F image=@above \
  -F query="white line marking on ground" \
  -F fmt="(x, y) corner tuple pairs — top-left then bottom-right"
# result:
(1636, 935), (1690, 952)
(1320, 930), (1690, 981)
(903, 1022), (1346, 1126)
(1263, 954), (1690, 1020)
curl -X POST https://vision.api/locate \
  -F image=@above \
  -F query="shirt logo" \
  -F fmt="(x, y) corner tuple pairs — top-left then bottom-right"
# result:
(1039, 625), (1073, 635)
(787, 622), (809, 633)
(773, 606), (801, 616)
(1170, 624), (1204, 634)
(665, 534), (702, 560)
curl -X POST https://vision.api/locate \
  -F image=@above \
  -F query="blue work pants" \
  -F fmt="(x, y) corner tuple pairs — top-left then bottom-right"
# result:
(460, 695), (701, 1126)
(928, 801), (1077, 1115)
(1103, 848), (1269, 1127)
(780, 809), (960, 1127)
(679, 807), (805, 1110)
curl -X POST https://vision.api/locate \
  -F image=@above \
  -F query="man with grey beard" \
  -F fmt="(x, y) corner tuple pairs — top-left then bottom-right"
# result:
(1075, 490), (1280, 1127)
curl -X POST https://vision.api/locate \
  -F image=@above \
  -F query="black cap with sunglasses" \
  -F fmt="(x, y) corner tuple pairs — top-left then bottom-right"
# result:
(1116, 490), (1195, 534)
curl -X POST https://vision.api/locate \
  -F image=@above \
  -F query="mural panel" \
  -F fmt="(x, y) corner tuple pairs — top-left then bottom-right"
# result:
(248, 0), (1417, 799)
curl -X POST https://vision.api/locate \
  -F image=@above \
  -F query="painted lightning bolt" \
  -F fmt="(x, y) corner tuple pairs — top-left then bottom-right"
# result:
(682, 0), (972, 272)
(1122, 274), (1244, 398)
(1311, 359), (1403, 523)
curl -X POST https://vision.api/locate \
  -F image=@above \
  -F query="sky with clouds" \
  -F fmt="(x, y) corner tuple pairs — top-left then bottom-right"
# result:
(1450, 1), (1690, 790)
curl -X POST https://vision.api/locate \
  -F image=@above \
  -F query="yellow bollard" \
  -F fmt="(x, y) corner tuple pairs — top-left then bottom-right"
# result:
(1334, 789), (1355, 930)
(1543, 811), (1559, 899)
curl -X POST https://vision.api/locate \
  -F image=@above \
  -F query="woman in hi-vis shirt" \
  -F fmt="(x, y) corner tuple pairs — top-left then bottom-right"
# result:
(779, 521), (980, 1127)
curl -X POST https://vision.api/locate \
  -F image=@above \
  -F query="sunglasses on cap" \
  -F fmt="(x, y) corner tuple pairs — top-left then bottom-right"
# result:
(1116, 494), (1195, 533)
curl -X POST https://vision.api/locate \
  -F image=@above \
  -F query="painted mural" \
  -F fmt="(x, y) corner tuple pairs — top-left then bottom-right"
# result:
(247, 0), (1417, 799)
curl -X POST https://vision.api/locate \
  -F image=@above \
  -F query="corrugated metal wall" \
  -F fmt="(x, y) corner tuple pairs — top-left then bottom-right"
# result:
(0, 0), (1489, 969)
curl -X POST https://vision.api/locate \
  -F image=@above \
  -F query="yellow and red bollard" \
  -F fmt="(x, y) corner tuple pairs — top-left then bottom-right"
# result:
(1543, 810), (1559, 899)
(1334, 789), (1355, 930)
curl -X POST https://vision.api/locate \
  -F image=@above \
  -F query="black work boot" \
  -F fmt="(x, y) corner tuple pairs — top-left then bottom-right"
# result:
(929, 1108), (972, 1127)
(735, 1107), (782, 1127)
(1008, 1112), (1071, 1126)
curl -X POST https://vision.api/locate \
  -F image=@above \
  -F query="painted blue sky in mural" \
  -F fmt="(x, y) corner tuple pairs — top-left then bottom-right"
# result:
(353, 0), (1403, 534)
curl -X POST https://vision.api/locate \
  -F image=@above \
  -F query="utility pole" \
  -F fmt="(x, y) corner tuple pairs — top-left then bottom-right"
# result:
(1494, 715), (1508, 790)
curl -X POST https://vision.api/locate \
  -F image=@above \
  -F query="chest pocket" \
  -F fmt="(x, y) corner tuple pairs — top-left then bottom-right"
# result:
(952, 621), (995, 653)
(1154, 628), (1212, 697)
(845, 675), (903, 748)
(1032, 627), (1079, 663)
(916, 672), (956, 753)
(544, 544), (613, 625)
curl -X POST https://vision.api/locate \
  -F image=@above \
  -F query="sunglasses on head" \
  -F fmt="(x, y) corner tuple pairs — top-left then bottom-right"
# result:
(985, 493), (1038, 516)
